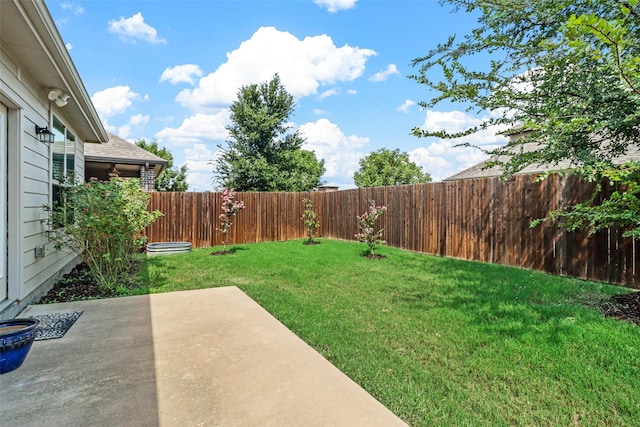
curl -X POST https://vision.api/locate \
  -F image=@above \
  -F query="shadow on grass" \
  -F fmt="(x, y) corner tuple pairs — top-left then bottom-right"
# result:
(386, 255), (608, 344)
(210, 246), (249, 256)
(137, 256), (170, 291)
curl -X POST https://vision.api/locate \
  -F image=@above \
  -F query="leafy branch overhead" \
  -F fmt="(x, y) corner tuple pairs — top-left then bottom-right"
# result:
(411, 0), (640, 236)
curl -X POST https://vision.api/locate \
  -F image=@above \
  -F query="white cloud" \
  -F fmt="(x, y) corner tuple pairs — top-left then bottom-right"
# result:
(420, 110), (509, 146)
(108, 12), (166, 44)
(409, 142), (489, 182)
(182, 144), (220, 191)
(409, 110), (510, 180)
(299, 118), (369, 181)
(129, 114), (150, 126)
(319, 88), (339, 99)
(176, 26), (376, 111)
(346, 89), (357, 95)
(397, 99), (416, 113)
(65, 43), (73, 51)
(56, 3), (83, 25)
(369, 64), (399, 82)
(313, 0), (358, 13)
(102, 120), (117, 134)
(507, 68), (539, 94)
(312, 108), (329, 115)
(117, 126), (132, 139)
(421, 110), (478, 134)
(117, 114), (150, 138)
(409, 147), (453, 179)
(160, 64), (203, 85)
(61, 2), (84, 15)
(91, 86), (139, 119)
(155, 111), (230, 146)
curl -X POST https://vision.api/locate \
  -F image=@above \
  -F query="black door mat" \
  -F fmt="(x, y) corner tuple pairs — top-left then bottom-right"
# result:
(31, 311), (83, 341)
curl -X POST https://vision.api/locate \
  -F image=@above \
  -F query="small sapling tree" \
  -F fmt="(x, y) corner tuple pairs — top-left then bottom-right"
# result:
(301, 198), (320, 244)
(218, 188), (245, 251)
(355, 199), (387, 257)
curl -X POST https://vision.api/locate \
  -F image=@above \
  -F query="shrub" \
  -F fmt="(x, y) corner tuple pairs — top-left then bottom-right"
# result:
(301, 198), (320, 243)
(45, 178), (162, 292)
(355, 199), (387, 256)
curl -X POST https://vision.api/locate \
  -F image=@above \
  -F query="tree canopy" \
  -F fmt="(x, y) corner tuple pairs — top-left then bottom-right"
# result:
(214, 74), (325, 192)
(135, 138), (188, 192)
(410, 0), (640, 237)
(353, 148), (432, 188)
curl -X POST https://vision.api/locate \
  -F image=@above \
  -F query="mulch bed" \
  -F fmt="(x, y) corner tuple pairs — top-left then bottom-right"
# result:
(211, 249), (237, 256)
(35, 263), (640, 328)
(37, 263), (112, 303)
(599, 292), (640, 327)
(362, 254), (386, 259)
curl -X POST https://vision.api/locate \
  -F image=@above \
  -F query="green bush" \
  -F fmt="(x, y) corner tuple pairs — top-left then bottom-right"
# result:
(46, 178), (162, 291)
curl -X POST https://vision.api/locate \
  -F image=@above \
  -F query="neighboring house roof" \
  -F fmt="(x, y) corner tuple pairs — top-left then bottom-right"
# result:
(1, 0), (107, 143)
(444, 142), (551, 181)
(84, 133), (167, 184)
(445, 133), (640, 181)
(84, 133), (167, 166)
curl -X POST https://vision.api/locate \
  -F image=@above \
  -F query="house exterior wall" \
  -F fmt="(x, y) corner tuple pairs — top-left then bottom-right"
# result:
(0, 42), (83, 319)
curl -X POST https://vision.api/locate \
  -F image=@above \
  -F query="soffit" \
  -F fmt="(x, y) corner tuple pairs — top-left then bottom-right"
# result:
(0, 0), (107, 143)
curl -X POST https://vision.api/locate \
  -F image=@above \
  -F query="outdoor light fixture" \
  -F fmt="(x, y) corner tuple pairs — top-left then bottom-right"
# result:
(35, 125), (55, 144)
(48, 88), (70, 107)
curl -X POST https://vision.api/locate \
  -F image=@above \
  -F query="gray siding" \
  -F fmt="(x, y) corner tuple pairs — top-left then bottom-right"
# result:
(1, 46), (84, 309)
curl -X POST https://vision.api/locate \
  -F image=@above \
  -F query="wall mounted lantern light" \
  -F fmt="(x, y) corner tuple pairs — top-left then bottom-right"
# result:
(35, 125), (55, 144)
(48, 88), (70, 107)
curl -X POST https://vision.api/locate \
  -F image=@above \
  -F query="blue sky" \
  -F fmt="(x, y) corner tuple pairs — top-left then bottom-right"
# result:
(46, 0), (508, 191)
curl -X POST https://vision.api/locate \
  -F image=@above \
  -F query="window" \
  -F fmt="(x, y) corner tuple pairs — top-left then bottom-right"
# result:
(52, 116), (75, 182)
(51, 116), (76, 226)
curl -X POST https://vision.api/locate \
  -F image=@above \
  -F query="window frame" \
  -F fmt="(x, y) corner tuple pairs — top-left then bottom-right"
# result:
(51, 116), (77, 228)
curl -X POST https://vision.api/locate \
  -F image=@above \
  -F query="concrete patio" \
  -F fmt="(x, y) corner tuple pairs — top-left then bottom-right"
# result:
(0, 287), (407, 426)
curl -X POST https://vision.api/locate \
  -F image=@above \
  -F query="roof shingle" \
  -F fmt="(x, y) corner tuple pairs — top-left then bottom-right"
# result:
(84, 133), (167, 166)
(445, 140), (640, 181)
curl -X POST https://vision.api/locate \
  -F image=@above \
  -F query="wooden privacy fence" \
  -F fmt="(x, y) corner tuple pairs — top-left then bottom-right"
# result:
(146, 174), (639, 289)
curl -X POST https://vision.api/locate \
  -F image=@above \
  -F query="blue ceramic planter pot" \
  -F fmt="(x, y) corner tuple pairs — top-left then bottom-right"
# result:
(0, 318), (39, 374)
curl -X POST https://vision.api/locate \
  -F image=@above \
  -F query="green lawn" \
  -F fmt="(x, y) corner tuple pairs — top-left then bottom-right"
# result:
(135, 239), (640, 426)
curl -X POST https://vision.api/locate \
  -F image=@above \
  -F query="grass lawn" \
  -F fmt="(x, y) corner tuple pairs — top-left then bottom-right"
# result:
(136, 239), (640, 426)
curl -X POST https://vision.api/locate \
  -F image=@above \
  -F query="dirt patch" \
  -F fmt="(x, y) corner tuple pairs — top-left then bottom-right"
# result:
(211, 249), (237, 256)
(361, 254), (387, 260)
(37, 263), (114, 303)
(599, 292), (640, 326)
(303, 241), (322, 246)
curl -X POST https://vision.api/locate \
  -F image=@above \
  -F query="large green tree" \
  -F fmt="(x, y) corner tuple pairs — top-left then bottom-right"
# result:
(215, 75), (325, 192)
(411, 0), (640, 236)
(135, 138), (188, 192)
(353, 148), (432, 187)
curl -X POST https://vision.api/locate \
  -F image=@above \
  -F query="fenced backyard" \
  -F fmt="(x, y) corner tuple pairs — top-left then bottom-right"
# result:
(146, 173), (639, 289)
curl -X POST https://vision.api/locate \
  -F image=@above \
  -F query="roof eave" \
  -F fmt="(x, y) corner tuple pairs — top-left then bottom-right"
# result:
(85, 156), (168, 166)
(28, 0), (107, 143)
